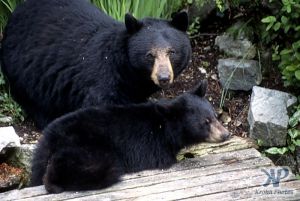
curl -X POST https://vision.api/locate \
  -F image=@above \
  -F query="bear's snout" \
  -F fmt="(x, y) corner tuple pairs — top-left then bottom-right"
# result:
(206, 119), (231, 143)
(150, 49), (174, 88)
(157, 67), (172, 87)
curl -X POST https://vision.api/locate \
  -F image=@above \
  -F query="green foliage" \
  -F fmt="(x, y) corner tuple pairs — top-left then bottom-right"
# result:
(90, 0), (182, 20)
(187, 17), (200, 38)
(0, 0), (23, 33)
(261, 0), (300, 88)
(0, 0), (24, 123)
(0, 71), (24, 123)
(264, 103), (300, 155)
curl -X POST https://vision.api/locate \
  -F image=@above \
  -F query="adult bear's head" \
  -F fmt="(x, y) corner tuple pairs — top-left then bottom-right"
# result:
(125, 12), (192, 88)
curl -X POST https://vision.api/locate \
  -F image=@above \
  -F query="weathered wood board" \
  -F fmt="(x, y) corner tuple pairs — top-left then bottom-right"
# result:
(1, 137), (299, 201)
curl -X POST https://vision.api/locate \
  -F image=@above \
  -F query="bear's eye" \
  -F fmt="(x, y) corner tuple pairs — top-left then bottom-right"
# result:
(146, 52), (155, 59)
(205, 118), (211, 124)
(168, 49), (176, 55)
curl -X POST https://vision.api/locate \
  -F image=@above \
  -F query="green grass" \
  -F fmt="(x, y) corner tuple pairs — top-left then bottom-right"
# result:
(90, 0), (182, 20)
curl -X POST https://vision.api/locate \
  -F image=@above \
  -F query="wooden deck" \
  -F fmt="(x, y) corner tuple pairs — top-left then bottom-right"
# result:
(1, 137), (300, 201)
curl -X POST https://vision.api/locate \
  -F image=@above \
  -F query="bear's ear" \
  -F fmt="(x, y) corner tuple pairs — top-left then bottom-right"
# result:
(125, 13), (142, 34)
(170, 11), (189, 32)
(191, 80), (208, 97)
(155, 100), (184, 118)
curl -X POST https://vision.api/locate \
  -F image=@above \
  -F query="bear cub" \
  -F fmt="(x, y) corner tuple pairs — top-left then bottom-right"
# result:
(31, 80), (230, 193)
(0, 0), (191, 129)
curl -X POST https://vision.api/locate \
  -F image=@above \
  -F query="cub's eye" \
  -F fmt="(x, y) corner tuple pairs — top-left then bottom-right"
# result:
(205, 118), (211, 124)
(168, 49), (176, 55)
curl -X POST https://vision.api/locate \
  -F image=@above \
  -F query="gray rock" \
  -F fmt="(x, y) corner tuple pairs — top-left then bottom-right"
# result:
(0, 127), (20, 154)
(8, 144), (36, 177)
(217, 58), (262, 91)
(248, 86), (297, 147)
(0, 116), (13, 123)
(215, 34), (256, 59)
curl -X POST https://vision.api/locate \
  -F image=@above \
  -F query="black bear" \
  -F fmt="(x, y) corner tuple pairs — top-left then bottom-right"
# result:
(0, 0), (191, 129)
(31, 80), (230, 193)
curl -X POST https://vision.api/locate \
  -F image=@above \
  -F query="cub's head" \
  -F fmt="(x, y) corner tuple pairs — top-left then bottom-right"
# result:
(156, 80), (230, 143)
(125, 12), (192, 88)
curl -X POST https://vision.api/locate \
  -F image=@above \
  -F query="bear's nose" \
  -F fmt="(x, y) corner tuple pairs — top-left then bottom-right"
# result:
(158, 74), (171, 87)
(221, 131), (231, 142)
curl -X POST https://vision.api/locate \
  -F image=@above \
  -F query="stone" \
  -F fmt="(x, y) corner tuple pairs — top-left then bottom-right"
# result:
(217, 58), (262, 91)
(7, 144), (36, 179)
(215, 33), (256, 59)
(248, 86), (297, 147)
(0, 127), (20, 154)
(0, 116), (13, 123)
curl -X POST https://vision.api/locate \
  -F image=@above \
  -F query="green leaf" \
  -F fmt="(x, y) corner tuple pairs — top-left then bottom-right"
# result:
(287, 5), (292, 13)
(266, 22), (274, 31)
(288, 129), (300, 138)
(294, 139), (300, 146)
(273, 22), (281, 31)
(284, 25), (291, 33)
(289, 110), (300, 127)
(292, 41), (300, 50)
(265, 147), (288, 155)
(257, 139), (263, 146)
(289, 144), (296, 152)
(280, 49), (293, 55)
(285, 65), (297, 71)
(281, 16), (288, 24)
(295, 52), (300, 60)
(295, 70), (300, 80)
(261, 16), (276, 23)
(295, 26), (300, 31)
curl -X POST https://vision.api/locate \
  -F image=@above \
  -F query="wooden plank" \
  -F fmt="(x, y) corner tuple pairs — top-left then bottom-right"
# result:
(0, 148), (265, 200)
(181, 180), (300, 201)
(177, 136), (258, 161)
(125, 148), (265, 180)
(7, 162), (287, 201)
(63, 168), (298, 201)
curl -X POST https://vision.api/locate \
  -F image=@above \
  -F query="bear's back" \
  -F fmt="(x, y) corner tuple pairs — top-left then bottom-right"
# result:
(0, 0), (124, 128)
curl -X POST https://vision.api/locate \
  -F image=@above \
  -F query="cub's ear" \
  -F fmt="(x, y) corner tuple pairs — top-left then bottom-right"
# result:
(155, 100), (184, 118)
(125, 13), (142, 34)
(170, 11), (189, 32)
(191, 80), (208, 97)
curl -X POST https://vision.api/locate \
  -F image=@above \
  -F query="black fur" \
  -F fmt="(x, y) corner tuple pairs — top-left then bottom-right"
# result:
(0, 0), (191, 129)
(31, 80), (230, 193)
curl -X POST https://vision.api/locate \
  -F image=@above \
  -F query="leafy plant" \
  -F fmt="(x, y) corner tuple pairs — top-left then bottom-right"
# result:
(90, 0), (182, 20)
(0, 71), (24, 123)
(187, 17), (200, 38)
(261, 0), (300, 88)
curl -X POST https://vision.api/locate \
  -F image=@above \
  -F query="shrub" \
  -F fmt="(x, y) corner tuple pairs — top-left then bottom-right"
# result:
(261, 0), (300, 88)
